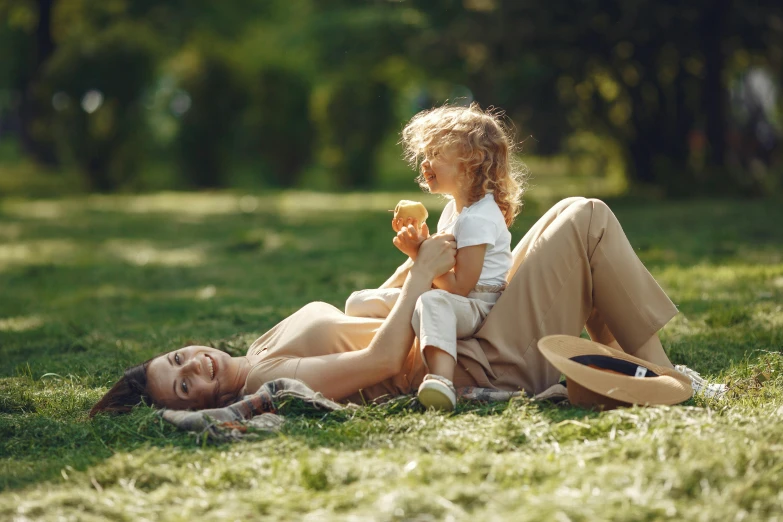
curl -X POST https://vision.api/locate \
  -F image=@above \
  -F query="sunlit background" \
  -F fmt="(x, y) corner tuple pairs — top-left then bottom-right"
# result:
(0, 0), (780, 198)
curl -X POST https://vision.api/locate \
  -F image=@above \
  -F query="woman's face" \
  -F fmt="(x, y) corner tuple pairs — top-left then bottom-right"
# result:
(146, 346), (246, 410)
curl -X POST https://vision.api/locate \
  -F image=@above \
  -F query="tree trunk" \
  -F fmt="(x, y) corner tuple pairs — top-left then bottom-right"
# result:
(701, 0), (728, 167)
(626, 134), (656, 185)
(17, 0), (58, 165)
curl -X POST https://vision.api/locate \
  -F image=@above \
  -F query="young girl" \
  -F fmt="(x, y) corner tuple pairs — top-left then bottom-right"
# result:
(345, 102), (526, 410)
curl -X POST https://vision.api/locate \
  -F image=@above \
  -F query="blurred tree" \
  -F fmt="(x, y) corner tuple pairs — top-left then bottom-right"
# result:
(243, 67), (314, 187)
(397, 1), (572, 155)
(308, 3), (418, 187)
(1, 0), (270, 189)
(0, 0), (58, 164)
(2, 0), (780, 195)
(175, 49), (248, 188)
(316, 76), (393, 188)
(45, 22), (159, 191)
(409, 0), (782, 196)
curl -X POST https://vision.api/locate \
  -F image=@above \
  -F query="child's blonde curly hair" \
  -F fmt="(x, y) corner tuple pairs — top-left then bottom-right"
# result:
(401, 102), (528, 227)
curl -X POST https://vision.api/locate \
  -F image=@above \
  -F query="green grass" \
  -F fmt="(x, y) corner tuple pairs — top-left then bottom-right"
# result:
(1, 190), (782, 521)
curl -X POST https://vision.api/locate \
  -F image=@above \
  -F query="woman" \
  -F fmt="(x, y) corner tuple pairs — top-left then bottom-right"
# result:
(90, 198), (713, 416)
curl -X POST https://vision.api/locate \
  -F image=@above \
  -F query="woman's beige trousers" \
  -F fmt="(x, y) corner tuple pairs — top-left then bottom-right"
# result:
(459, 197), (679, 395)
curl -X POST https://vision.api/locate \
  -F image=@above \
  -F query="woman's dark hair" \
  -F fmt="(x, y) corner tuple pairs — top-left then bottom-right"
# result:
(89, 358), (156, 417)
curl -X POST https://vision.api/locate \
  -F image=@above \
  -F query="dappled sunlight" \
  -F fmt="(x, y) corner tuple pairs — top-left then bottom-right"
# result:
(196, 285), (216, 300)
(87, 192), (251, 216)
(0, 373), (102, 417)
(734, 245), (783, 265)
(3, 192), (259, 220)
(0, 315), (45, 332)
(0, 239), (78, 270)
(226, 227), (305, 253)
(340, 271), (377, 291)
(656, 262), (783, 297)
(0, 222), (23, 240)
(652, 262), (782, 358)
(83, 190), (448, 219)
(104, 240), (205, 267)
(2, 199), (71, 220)
(637, 247), (783, 272)
(89, 283), (219, 303)
(662, 303), (783, 340)
(523, 177), (624, 207)
(93, 284), (135, 299)
(4, 191), (450, 225)
(662, 314), (708, 339)
(145, 285), (219, 301)
(754, 305), (783, 330)
(275, 191), (448, 220)
(86, 283), (270, 305)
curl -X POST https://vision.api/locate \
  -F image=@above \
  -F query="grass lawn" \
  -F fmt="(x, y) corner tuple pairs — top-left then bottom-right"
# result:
(1, 190), (782, 521)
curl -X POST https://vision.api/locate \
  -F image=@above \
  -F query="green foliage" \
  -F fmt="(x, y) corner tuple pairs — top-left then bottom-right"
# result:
(45, 22), (160, 191)
(315, 76), (394, 188)
(243, 66), (315, 187)
(0, 192), (782, 519)
(0, 0), (35, 90)
(176, 48), (248, 188)
(2, 1), (783, 191)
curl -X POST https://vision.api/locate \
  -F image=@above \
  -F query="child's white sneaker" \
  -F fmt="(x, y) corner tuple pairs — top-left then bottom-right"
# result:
(675, 365), (728, 399)
(418, 374), (456, 411)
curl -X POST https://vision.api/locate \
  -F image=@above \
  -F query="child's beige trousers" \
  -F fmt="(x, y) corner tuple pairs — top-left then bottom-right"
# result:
(346, 285), (504, 363)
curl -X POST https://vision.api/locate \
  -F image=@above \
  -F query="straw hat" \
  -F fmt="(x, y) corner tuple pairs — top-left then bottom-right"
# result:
(538, 335), (693, 409)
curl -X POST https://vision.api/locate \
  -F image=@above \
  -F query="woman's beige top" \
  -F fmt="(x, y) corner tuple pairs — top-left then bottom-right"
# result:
(243, 197), (678, 401)
(243, 301), (491, 403)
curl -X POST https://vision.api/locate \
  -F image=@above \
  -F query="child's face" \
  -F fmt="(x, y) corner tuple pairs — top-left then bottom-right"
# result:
(421, 145), (463, 196)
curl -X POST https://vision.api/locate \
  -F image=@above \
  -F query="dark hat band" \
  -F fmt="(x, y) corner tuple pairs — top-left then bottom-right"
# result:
(570, 355), (659, 378)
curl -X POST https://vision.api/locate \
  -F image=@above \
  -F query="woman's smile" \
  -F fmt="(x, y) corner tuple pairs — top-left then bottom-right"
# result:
(205, 353), (216, 379)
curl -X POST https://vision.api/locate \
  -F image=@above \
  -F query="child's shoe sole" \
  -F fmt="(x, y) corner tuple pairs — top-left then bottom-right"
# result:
(418, 379), (456, 411)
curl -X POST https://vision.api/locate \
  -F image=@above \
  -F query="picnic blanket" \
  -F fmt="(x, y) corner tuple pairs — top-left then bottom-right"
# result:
(158, 378), (568, 442)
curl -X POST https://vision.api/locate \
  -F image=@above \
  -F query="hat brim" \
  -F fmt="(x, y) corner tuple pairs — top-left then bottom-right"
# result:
(538, 335), (693, 406)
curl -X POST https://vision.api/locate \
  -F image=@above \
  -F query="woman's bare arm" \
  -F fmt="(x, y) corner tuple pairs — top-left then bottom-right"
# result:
(293, 269), (431, 399)
(291, 235), (456, 400)
(378, 257), (414, 289)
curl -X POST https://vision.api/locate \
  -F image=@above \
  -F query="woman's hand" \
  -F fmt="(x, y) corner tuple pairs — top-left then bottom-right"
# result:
(393, 222), (430, 259)
(411, 232), (456, 280)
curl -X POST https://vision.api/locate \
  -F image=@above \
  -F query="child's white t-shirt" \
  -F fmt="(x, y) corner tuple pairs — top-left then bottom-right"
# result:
(436, 193), (512, 287)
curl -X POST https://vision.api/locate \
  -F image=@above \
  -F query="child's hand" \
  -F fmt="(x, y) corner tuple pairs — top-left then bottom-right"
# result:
(392, 216), (425, 234)
(393, 222), (430, 259)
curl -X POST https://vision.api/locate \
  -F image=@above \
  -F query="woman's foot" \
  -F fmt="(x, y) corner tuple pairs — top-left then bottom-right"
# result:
(675, 365), (728, 399)
(418, 374), (456, 411)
